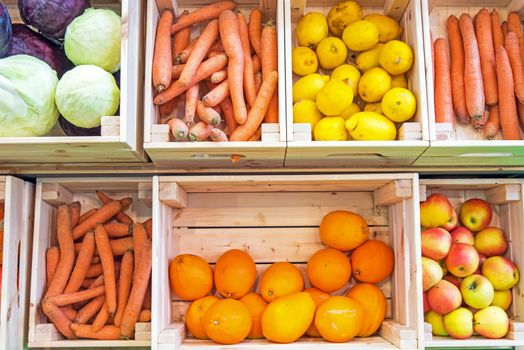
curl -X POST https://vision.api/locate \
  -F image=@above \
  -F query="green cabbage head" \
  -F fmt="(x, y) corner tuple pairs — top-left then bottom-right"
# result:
(0, 54), (59, 136)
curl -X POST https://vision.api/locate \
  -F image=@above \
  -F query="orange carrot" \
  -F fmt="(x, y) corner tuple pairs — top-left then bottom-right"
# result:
(42, 300), (77, 339)
(70, 202), (81, 227)
(103, 223), (132, 238)
(185, 83), (199, 127)
(172, 63), (186, 79)
(78, 208), (97, 224)
(261, 21), (279, 124)
(45, 205), (75, 298)
(61, 306), (77, 321)
(96, 192), (134, 225)
(238, 12), (257, 108)
(171, 1), (236, 33)
(46, 247), (60, 290)
(203, 80), (230, 107)
(64, 232), (95, 294)
(230, 71), (278, 141)
(153, 10), (173, 92)
(252, 54), (261, 73)
(143, 219), (152, 240)
(73, 201), (122, 240)
(80, 278), (95, 289)
(471, 107), (488, 130)
(475, 9), (498, 106)
(507, 12), (524, 66)
(175, 38), (197, 64)
(179, 20), (219, 88)
(254, 71), (262, 94)
(210, 69), (227, 83)
(188, 121), (213, 141)
(196, 101), (222, 126)
(89, 275), (105, 289)
(71, 323), (121, 340)
(92, 302), (110, 332)
(210, 128), (228, 141)
(483, 104), (500, 139)
(459, 13), (485, 119)
(114, 252), (134, 327)
(496, 46), (521, 140)
(249, 9), (263, 58)
(142, 281), (151, 310)
(95, 224), (117, 317)
(220, 97), (237, 135)
(47, 285), (106, 307)
(491, 10), (505, 50)
(219, 10), (247, 125)
(138, 309), (151, 322)
(133, 224), (147, 271)
(74, 294), (106, 324)
(433, 38), (455, 124)
(120, 241), (152, 339)
(506, 32), (524, 103)
(248, 127), (261, 141)
(172, 11), (190, 61)
(208, 40), (224, 54)
(86, 263), (103, 279)
(167, 118), (189, 141)
(154, 54), (228, 104)
(110, 237), (134, 256)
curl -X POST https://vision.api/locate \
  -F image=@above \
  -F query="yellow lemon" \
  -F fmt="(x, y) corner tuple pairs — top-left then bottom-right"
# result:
(338, 102), (360, 120)
(331, 64), (361, 95)
(345, 112), (397, 140)
(316, 37), (347, 70)
(342, 20), (379, 51)
(293, 100), (323, 129)
(314, 117), (348, 141)
(381, 87), (416, 122)
(316, 79), (353, 116)
(293, 74), (330, 103)
(379, 40), (414, 75)
(358, 67), (391, 102)
(356, 43), (384, 72)
(391, 74), (408, 88)
(364, 102), (382, 114)
(327, 1), (362, 37)
(363, 14), (402, 43)
(292, 47), (318, 76)
(297, 12), (329, 47)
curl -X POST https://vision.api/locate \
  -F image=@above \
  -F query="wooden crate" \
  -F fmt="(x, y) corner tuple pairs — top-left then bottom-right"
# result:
(0, 177), (34, 350)
(415, 1), (524, 167)
(0, 0), (146, 164)
(283, 0), (430, 168)
(28, 177), (153, 348)
(152, 174), (422, 350)
(144, 0), (287, 168)
(419, 179), (524, 348)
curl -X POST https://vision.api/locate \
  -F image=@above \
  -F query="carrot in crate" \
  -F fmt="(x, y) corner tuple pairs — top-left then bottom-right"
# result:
(492, 10), (505, 50)
(71, 324), (121, 340)
(249, 9), (263, 58)
(507, 12), (524, 66)
(42, 300), (76, 339)
(189, 121), (214, 141)
(172, 64), (186, 79)
(78, 208), (96, 224)
(104, 223), (132, 238)
(211, 69), (227, 83)
(447, 16), (468, 123)
(133, 224), (147, 271)
(210, 128), (228, 141)
(185, 83), (200, 126)
(261, 21), (278, 123)
(472, 108), (488, 131)
(176, 38), (198, 64)
(483, 105), (500, 140)
(171, 1), (236, 33)
(73, 201), (123, 240)
(75, 291), (106, 325)
(143, 218), (152, 239)
(92, 302), (110, 332)
(238, 12), (257, 107)
(496, 46), (520, 140)
(95, 224), (117, 316)
(115, 252), (134, 327)
(46, 247), (60, 289)
(47, 285), (106, 307)
(96, 192), (134, 225)
(475, 9), (498, 106)
(139, 309), (151, 322)
(505, 32), (524, 103)
(197, 101), (222, 126)
(249, 127), (261, 141)
(220, 96), (237, 135)
(63, 232), (95, 294)
(69, 202), (81, 227)
(203, 80), (230, 107)
(254, 71), (262, 94)
(172, 11), (191, 60)
(153, 10), (173, 92)
(86, 263), (102, 279)
(167, 118), (189, 141)
(433, 38), (455, 124)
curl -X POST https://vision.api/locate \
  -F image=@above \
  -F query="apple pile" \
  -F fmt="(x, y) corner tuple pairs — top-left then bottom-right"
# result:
(420, 194), (520, 339)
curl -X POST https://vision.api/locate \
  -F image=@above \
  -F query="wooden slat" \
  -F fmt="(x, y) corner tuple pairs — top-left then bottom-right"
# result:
(379, 320), (417, 349)
(160, 182), (187, 208)
(157, 323), (186, 346)
(374, 180), (413, 206)
(486, 184), (521, 204)
(41, 183), (74, 207)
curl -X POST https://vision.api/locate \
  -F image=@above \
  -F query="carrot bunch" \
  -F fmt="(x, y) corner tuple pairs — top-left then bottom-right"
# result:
(42, 192), (153, 340)
(152, 1), (279, 142)
(433, 9), (524, 140)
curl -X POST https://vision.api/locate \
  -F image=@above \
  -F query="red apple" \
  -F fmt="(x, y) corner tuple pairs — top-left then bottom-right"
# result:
(474, 227), (508, 257)
(423, 257), (443, 291)
(421, 228), (452, 260)
(459, 198), (493, 232)
(445, 243), (479, 277)
(482, 256), (520, 290)
(444, 274), (463, 289)
(478, 253), (487, 266)
(423, 291), (431, 313)
(442, 206), (459, 231)
(450, 226), (474, 245)
(428, 279), (462, 315)
(420, 194), (453, 228)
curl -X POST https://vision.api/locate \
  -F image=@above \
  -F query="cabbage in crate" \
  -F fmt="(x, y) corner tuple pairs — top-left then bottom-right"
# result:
(0, 55), (59, 136)
(55, 65), (119, 129)
(65, 8), (121, 73)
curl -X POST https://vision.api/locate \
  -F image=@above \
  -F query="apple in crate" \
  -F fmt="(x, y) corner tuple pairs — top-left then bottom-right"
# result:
(445, 243), (479, 277)
(421, 228), (452, 260)
(491, 290), (512, 310)
(474, 306), (509, 339)
(442, 206), (458, 231)
(443, 307), (474, 339)
(474, 227), (508, 257)
(482, 256), (520, 290)
(459, 198), (492, 232)
(420, 194), (453, 228)
(423, 291), (431, 312)
(425, 311), (448, 336)
(450, 226), (474, 245)
(422, 257), (443, 291)
(427, 279), (462, 315)
(444, 274), (463, 289)
(460, 274), (494, 309)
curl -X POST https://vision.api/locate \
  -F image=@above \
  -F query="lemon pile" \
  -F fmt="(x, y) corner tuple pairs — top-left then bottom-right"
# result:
(292, 0), (417, 141)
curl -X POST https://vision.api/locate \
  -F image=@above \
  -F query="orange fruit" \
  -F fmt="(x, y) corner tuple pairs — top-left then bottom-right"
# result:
(304, 287), (330, 337)
(314, 296), (365, 342)
(319, 210), (369, 251)
(261, 292), (316, 343)
(307, 248), (351, 292)
(351, 240), (394, 283)
(169, 254), (213, 301)
(346, 283), (387, 336)
(214, 249), (257, 299)
(239, 292), (268, 339)
(202, 298), (252, 344)
(259, 262), (304, 302)
(185, 295), (220, 339)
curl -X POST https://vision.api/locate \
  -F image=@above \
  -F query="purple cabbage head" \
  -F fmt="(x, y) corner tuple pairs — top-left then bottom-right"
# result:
(0, 1), (12, 57)
(18, 0), (90, 39)
(6, 24), (72, 76)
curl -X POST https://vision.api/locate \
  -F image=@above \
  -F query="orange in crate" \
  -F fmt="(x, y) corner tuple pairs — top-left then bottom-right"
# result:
(169, 254), (213, 301)
(214, 249), (257, 299)
(259, 261), (304, 302)
(240, 292), (268, 339)
(307, 248), (351, 292)
(203, 299), (252, 344)
(352, 240), (394, 283)
(314, 296), (365, 342)
(185, 296), (220, 339)
(304, 287), (330, 337)
(346, 283), (387, 337)
(319, 210), (369, 251)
